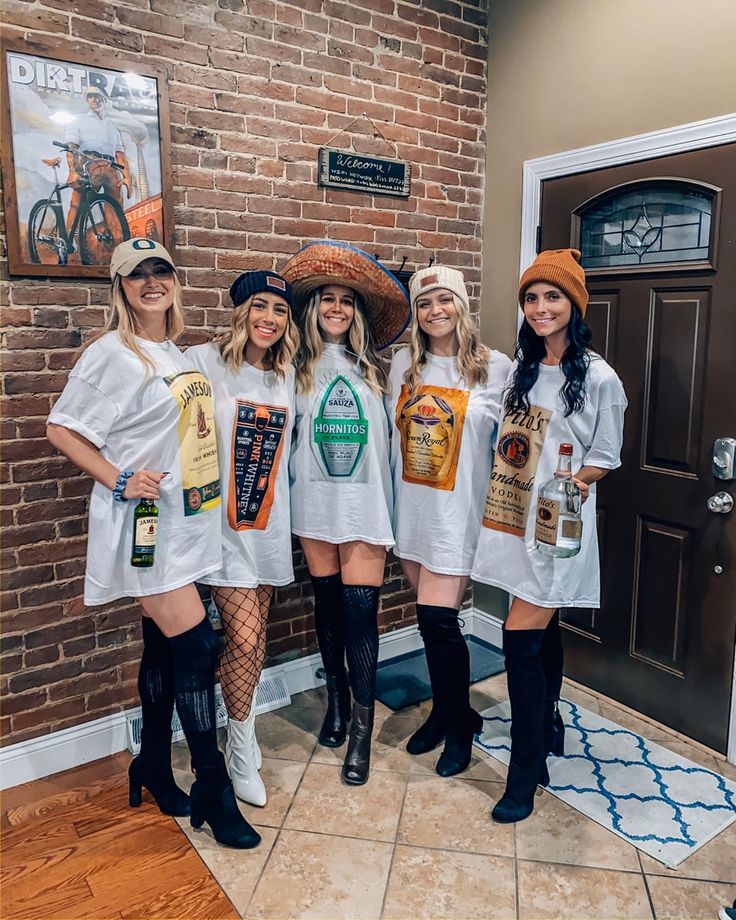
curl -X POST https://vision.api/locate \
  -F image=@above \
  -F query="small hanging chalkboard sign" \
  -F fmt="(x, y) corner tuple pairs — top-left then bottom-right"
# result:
(318, 147), (411, 198)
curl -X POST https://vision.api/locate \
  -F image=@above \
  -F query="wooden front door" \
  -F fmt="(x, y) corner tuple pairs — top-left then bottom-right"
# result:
(539, 144), (736, 753)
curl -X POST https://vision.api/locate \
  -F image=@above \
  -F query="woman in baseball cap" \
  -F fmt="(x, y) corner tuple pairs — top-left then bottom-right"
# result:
(187, 271), (299, 809)
(387, 265), (511, 778)
(281, 240), (410, 786)
(47, 238), (260, 849)
(472, 249), (627, 824)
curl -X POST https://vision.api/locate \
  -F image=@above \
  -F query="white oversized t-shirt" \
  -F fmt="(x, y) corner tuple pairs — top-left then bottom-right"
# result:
(290, 343), (394, 547)
(48, 332), (222, 605)
(188, 342), (295, 588)
(387, 346), (512, 575)
(471, 354), (627, 607)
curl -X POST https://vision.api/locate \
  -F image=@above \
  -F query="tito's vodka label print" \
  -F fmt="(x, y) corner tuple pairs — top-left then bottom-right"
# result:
(396, 385), (469, 491)
(482, 403), (552, 537)
(229, 400), (288, 530)
(312, 374), (369, 479)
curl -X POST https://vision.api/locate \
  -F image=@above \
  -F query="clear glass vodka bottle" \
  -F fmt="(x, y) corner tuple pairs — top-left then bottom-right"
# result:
(534, 443), (582, 558)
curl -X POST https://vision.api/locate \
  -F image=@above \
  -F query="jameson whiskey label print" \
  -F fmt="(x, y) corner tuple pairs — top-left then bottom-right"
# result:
(228, 400), (288, 531)
(165, 371), (221, 516)
(396, 385), (469, 491)
(482, 404), (552, 536)
(312, 374), (369, 479)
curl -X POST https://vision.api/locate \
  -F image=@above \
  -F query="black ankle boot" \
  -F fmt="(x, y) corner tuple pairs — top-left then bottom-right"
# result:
(406, 705), (445, 755)
(544, 701), (565, 756)
(342, 702), (374, 785)
(319, 672), (351, 747)
(491, 628), (548, 824)
(190, 755), (261, 849)
(436, 708), (483, 777)
(128, 744), (190, 817)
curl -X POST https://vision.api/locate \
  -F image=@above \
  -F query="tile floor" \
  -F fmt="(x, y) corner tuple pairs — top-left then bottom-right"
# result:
(172, 675), (736, 919)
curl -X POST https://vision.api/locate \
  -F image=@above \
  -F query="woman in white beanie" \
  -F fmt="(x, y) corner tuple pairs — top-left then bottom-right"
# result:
(387, 266), (511, 776)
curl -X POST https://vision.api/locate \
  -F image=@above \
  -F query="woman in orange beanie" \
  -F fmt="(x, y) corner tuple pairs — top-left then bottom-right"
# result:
(472, 249), (627, 823)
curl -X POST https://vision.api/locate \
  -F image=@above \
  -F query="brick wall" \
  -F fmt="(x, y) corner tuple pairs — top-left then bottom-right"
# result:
(0, 0), (488, 747)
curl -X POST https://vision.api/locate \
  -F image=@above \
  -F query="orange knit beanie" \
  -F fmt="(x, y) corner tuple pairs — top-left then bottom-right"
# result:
(518, 248), (588, 318)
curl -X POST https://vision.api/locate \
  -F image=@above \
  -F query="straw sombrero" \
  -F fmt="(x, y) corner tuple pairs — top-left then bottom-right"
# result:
(280, 240), (411, 350)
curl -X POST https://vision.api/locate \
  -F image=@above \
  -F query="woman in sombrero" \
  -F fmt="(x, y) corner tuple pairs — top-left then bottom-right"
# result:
(388, 266), (511, 777)
(281, 241), (410, 786)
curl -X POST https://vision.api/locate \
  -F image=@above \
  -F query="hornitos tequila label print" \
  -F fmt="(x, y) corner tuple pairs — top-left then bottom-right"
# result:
(482, 403), (552, 536)
(165, 371), (221, 516)
(312, 374), (369, 480)
(229, 400), (288, 531)
(396, 385), (469, 491)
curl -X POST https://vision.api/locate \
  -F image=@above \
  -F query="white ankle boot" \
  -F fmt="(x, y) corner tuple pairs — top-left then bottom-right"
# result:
(247, 708), (263, 770)
(226, 710), (267, 807)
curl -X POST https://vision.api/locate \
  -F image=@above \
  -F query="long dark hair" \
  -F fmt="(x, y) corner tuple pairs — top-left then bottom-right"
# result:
(505, 306), (592, 417)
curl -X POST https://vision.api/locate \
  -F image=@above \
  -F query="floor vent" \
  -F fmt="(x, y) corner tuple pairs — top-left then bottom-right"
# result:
(253, 669), (291, 715)
(125, 673), (290, 755)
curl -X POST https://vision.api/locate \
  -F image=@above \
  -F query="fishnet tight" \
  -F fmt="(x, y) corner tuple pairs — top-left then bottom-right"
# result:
(212, 586), (273, 722)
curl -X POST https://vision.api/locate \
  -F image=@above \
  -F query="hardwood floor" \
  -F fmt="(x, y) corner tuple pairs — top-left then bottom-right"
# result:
(1, 753), (239, 920)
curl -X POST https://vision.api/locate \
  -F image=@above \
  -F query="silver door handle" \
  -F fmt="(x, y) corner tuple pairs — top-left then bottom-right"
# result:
(707, 491), (733, 514)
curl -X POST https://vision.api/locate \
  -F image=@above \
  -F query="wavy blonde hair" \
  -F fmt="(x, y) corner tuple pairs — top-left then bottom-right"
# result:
(295, 288), (387, 397)
(217, 293), (299, 380)
(403, 292), (489, 393)
(103, 269), (185, 373)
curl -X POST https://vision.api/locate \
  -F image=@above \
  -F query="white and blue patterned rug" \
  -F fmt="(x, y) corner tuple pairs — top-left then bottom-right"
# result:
(475, 700), (736, 868)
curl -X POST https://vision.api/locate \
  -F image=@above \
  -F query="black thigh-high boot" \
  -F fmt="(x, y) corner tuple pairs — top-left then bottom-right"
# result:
(168, 617), (260, 849)
(492, 627), (549, 824)
(406, 603), (449, 755)
(129, 617), (190, 816)
(311, 573), (351, 747)
(407, 604), (483, 776)
(421, 606), (483, 777)
(542, 612), (565, 756)
(341, 585), (379, 785)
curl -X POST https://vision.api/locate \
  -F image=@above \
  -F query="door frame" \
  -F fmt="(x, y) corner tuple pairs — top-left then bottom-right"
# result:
(518, 112), (736, 765)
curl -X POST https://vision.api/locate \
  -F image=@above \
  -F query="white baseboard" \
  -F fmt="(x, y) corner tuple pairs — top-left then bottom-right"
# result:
(0, 620), (426, 790)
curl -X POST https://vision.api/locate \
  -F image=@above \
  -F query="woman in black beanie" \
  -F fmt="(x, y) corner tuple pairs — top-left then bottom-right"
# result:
(188, 271), (299, 808)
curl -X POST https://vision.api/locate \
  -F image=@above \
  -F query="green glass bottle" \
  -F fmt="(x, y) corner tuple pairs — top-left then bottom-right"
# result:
(131, 499), (158, 567)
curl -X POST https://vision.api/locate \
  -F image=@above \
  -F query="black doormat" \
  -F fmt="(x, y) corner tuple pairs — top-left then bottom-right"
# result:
(375, 636), (505, 711)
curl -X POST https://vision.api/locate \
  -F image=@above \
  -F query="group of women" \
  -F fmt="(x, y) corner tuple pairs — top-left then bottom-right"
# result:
(46, 236), (626, 850)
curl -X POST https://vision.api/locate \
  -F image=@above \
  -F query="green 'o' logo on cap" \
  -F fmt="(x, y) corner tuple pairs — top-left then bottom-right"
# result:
(132, 239), (156, 250)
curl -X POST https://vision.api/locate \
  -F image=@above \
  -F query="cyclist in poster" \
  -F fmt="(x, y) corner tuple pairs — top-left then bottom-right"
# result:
(4, 50), (164, 270)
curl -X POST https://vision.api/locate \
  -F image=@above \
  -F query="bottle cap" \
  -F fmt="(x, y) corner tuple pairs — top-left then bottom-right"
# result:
(559, 443), (573, 455)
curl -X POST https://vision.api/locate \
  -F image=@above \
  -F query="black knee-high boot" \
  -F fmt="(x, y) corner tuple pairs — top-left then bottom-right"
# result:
(542, 612), (565, 756)
(406, 603), (449, 755)
(341, 584), (379, 785)
(422, 606), (483, 777)
(492, 627), (549, 824)
(129, 617), (190, 816)
(169, 618), (260, 849)
(311, 573), (351, 747)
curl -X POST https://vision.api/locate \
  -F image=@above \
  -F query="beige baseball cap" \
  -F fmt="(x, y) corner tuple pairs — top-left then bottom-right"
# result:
(109, 238), (176, 280)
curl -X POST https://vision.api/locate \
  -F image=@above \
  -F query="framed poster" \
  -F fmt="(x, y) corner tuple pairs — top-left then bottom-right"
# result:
(1, 41), (173, 278)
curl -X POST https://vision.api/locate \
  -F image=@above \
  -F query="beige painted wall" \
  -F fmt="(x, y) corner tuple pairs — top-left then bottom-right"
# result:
(481, 0), (736, 355)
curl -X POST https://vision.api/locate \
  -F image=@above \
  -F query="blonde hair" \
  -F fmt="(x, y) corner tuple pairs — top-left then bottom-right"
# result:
(103, 271), (185, 373)
(217, 293), (299, 380)
(295, 288), (387, 397)
(403, 292), (489, 393)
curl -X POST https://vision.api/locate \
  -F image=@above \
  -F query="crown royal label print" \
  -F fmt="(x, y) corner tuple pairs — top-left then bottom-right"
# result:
(396, 384), (469, 491)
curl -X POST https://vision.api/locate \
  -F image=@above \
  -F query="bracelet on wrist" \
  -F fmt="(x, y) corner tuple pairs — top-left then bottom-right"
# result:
(112, 470), (135, 504)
